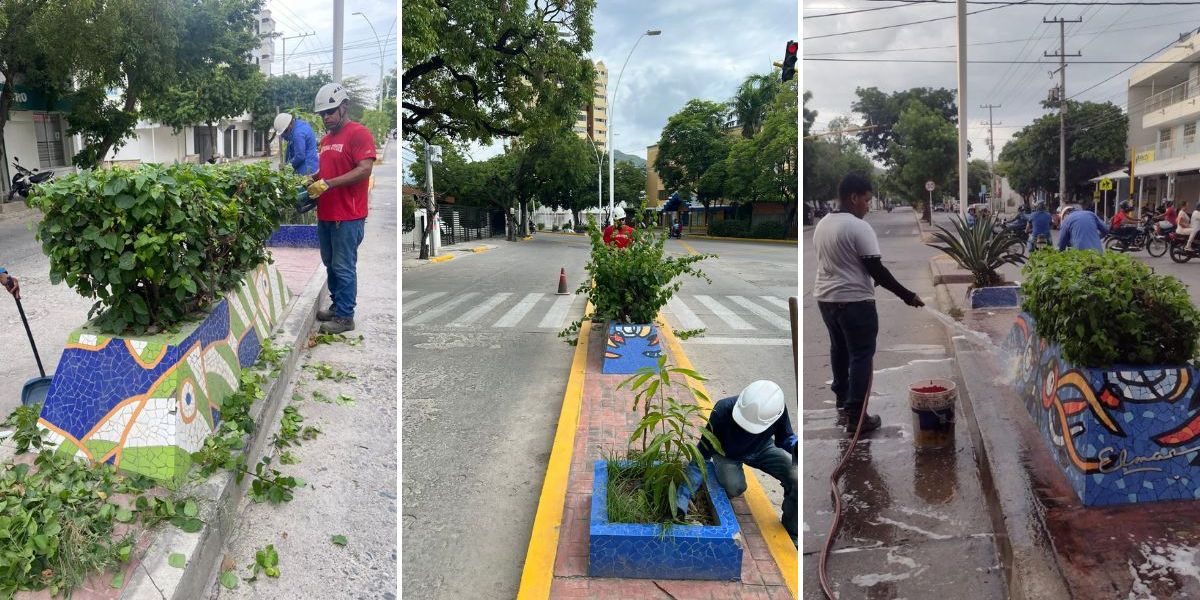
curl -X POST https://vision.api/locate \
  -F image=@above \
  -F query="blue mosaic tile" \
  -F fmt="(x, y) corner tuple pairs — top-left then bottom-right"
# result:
(1006, 312), (1200, 506)
(970, 285), (1020, 309)
(588, 460), (742, 580)
(601, 324), (663, 375)
(267, 225), (320, 248)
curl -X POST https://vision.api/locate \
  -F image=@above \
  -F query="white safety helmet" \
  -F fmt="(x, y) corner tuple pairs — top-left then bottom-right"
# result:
(273, 113), (293, 135)
(612, 206), (626, 221)
(1058, 204), (1076, 217)
(314, 82), (349, 113)
(732, 380), (786, 434)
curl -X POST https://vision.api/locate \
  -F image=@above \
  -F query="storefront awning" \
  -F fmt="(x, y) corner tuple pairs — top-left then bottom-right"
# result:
(1134, 155), (1200, 177)
(1089, 168), (1128, 182)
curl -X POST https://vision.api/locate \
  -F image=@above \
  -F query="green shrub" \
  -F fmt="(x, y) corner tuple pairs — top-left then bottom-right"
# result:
(707, 219), (751, 238)
(927, 214), (1025, 288)
(31, 162), (301, 334)
(1021, 250), (1200, 367)
(551, 224), (560, 231)
(750, 221), (787, 239)
(537, 222), (545, 231)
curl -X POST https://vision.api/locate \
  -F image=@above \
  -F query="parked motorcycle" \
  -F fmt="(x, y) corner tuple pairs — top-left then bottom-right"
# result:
(1105, 215), (1167, 257)
(7, 157), (53, 203)
(1168, 231), (1200, 263)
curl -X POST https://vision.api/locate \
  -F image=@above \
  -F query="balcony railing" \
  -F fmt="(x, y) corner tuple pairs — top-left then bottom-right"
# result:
(1143, 77), (1200, 114)
(1137, 138), (1200, 162)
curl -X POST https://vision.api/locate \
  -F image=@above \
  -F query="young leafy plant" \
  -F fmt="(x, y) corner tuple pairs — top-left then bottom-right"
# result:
(247, 457), (302, 505)
(2, 402), (47, 454)
(926, 214), (1026, 288)
(247, 544), (281, 580)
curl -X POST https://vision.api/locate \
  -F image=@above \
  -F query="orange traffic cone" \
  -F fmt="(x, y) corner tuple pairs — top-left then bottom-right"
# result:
(556, 267), (569, 295)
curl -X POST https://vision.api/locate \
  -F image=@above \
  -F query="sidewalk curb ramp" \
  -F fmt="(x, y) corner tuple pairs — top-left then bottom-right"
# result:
(927, 259), (1072, 600)
(120, 267), (327, 600)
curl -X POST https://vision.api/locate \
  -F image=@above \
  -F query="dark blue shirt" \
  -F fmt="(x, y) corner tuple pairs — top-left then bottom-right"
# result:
(283, 119), (319, 176)
(1057, 210), (1109, 252)
(698, 396), (795, 460)
(1030, 210), (1052, 236)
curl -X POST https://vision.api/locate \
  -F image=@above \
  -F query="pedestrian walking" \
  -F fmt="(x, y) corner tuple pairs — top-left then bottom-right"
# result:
(1056, 204), (1109, 253)
(274, 112), (320, 178)
(812, 173), (925, 434)
(675, 380), (797, 544)
(305, 83), (377, 334)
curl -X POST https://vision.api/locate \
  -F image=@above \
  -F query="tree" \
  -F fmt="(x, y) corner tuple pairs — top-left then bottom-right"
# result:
(141, 62), (265, 158)
(402, 0), (596, 144)
(614, 161), (645, 210)
(888, 99), (957, 217)
(749, 82), (799, 222)
(851, 86), (958, 165)
(249, 72), (333, 133)
(654, 99), (731, 223)
(730, 73), (779, 139)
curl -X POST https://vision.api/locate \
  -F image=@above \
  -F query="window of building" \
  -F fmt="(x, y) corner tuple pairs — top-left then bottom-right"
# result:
(255, 22), (260, 35)
(33, 113), (66, 168)
(254, 131), (265, 153)
(1187, 123), (1197, 145)
(596, 118), (605, 123)
(1161, 127), (1173, 142)
(243, 130), (250, 156)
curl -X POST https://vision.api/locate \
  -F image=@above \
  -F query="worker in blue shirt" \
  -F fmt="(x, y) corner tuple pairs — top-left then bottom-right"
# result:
(1027, 201), (1053, 252)
(1056, 204), (1109, 253)
(676, 380), (797, 543)
(273, 113), (319, 177)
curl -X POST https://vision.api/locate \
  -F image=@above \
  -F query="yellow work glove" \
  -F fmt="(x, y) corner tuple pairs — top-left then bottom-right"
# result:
(307, 179), (330, 198)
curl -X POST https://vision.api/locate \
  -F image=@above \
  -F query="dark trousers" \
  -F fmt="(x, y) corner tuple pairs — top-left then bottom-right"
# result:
(318, 218), (366, 318)
(818, 300), (879, 414)
(712, 446), (797, 540)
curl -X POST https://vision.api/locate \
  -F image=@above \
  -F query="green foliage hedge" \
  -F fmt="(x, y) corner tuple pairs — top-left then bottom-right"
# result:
(705, 219), (788, 239)
(31, 162), (302, 334)
(1021, 250), (1200, 367)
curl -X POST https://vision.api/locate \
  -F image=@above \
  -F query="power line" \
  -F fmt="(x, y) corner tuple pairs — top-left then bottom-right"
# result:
(804, 3), (919, 19)
(804, 0), (1038, 40)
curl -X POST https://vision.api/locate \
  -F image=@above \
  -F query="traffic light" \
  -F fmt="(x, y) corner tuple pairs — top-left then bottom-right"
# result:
(781, 40), (797, 82)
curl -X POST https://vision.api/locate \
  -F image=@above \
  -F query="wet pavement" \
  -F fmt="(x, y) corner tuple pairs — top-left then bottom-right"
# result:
(802, 208), (1006, 599)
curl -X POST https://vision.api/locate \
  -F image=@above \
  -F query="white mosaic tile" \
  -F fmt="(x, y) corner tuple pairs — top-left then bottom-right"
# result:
(77, 333), (99, 347)
(204, 345), (239, 391)
(89, 401), (138, 443)
(185, 346), (208, 397)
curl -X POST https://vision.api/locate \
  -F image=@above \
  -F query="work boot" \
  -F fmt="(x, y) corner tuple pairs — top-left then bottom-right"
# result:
(835, 396), (846, 411)
(316, 308), (335, 322)
(845, 413), (882, 435)
(320, 317), (355, 334)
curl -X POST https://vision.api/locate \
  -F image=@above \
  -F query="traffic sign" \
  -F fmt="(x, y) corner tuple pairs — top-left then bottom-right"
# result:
(1099, 178), (1113, 191)
(925, 180), (935, 192)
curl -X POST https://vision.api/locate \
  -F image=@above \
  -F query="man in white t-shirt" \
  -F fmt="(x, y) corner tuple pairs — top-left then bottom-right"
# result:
(813, 173), (925, 434)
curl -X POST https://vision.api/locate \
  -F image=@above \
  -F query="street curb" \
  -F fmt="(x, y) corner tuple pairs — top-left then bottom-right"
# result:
(429, 254), (455, 263)
(121, 267), (326, 600)
(471, 246), (490, 254)
(681, 234), (796, 245)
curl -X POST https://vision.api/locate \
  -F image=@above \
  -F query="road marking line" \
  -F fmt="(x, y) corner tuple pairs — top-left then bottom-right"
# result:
(448, 292), (512, 327)
(406, 293), (478, 324)
(684, 337), (791, 346)
(516, 301), (593, 600)
(400, 291), (445, 312)
(493, 293), (544, 327)
(760, 295), (789, 310)
(680, 240), (699, 255)
(657, 319), (798, 599)
(729, 295), (789, 330)
(665, 296), (705, 330)
(694, 294), (754, 330)
(538, 294), (575, 329)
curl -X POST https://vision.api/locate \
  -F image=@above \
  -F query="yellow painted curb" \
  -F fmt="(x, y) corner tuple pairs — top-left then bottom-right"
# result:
(516, 301), (593, 600)
(471, 246), (490, 254)
(428, 254), (455, 264)
(658, 319), (799, 599)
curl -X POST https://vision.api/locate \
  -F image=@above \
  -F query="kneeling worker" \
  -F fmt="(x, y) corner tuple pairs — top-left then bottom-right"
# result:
(677, 380), (797, 543)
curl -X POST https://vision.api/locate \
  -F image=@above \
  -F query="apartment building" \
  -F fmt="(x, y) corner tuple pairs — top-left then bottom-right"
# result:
(1127, 27), (1200, 207)
(575, 61), (608, 154)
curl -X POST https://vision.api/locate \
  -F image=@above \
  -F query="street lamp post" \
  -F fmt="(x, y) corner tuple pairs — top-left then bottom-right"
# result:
(353, 11), (386, 111)
(608, 29), (660, 224)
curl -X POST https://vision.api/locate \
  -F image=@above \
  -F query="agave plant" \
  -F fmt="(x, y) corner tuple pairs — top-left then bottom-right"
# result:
(926, 214), (1026, 288)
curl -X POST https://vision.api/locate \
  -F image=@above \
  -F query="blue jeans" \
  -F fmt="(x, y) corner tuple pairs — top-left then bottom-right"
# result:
(318, 218), (366, 319)
(817, 300), (879, 414)
(712, 444), (797, 540)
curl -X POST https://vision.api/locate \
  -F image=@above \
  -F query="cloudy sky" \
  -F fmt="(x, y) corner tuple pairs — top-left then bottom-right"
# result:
(803, 1), (1200, 164)
(267, 0), (397, 95)
(450, 0), (798, 164)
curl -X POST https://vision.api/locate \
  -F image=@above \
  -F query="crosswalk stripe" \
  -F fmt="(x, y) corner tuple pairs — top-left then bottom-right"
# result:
(685, 337), (791, 346)
(694, 295), (754, 330)
(407, 293), (479, 324)
(402, 290), (417, 298)
(448, 293), (512, 327)
(728, 296), (789, 330)
(493, 293), (544, 327)
(538, 295), (576, 329)
(760, 296), (789, 311)
(665, 296), (705, 330)
(402, 291), (446, 312)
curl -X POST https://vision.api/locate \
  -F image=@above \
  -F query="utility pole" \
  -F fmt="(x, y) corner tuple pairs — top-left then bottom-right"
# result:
(421, 140), (438, 259)
(956, 0), (968, 220)
(1045, 16), (1082, 206)
(280, 32), (314, 76)
(980, 103), (1001, 212)
(333, 0), (345, 81)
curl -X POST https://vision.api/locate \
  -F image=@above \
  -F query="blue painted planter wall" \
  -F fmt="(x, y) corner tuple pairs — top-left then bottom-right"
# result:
(589, 460), (742, 580)
(1007, 312), (1200, 506)
(267, 224), (319, 248)
(970, 285), (1020, 309)
(601, 323), (663, 375)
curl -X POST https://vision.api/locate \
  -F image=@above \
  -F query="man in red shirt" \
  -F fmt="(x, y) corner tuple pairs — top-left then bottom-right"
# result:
(305, 82), (377, 334)
(602, 206), (634, 249)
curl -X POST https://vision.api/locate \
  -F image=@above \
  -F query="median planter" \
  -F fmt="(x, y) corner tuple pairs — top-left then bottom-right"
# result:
(968, 284), (1020, 308)
(589, 460), (742, 580)
(1006, 312), (1200, 506)
(602, 323), (663, 374)
(37, 263), (290, 487)
(267, 224), (319, 248)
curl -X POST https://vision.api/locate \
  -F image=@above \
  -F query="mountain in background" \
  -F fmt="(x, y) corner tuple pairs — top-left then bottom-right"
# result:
(613, 149), (647, 168)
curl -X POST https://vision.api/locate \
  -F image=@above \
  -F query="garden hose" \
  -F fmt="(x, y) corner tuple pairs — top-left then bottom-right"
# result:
(818, 373), (874, 600)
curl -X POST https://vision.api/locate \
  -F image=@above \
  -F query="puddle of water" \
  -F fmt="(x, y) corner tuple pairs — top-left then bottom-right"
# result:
(924, 306), (1022, 387)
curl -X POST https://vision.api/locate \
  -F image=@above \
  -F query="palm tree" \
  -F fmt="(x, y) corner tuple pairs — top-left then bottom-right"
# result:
(730, 74), (780, 139)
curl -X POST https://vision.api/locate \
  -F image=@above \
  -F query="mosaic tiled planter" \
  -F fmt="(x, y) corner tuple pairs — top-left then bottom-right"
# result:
(969, 284), (1020, 309)
(38, 263), (292, 487)
(267, 224), (319, 248)
(1007, 312), (1200, 506)
(588, 460), (742, 580)
(601, 323), (663, 375)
